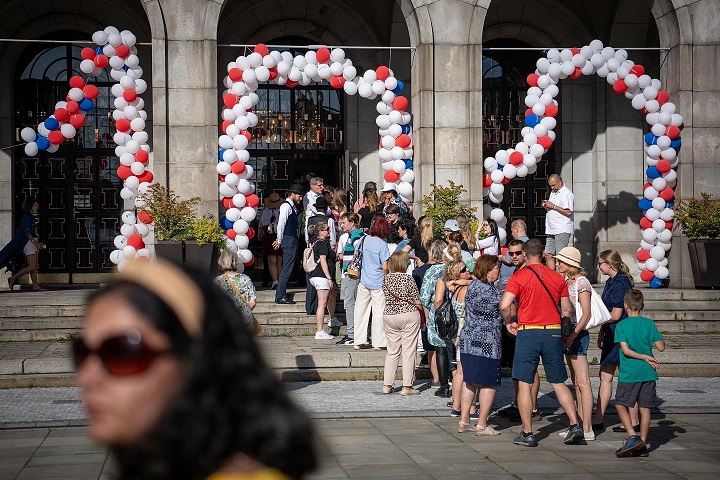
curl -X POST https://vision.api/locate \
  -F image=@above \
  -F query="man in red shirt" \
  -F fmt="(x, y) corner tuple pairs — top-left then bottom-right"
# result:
(500, 238), (583, 447)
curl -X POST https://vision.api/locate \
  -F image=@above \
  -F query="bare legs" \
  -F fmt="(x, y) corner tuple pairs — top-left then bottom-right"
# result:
(518, 380), (578, 434)
(267, 254), (282, 284)
(617, 405), (651, 442)
(593, 364), (639, 427)
(567, 354), (593, 432)
(9, 253), (39, 289)
(428, 350), (439, 383)
(315, 287), (336, 332)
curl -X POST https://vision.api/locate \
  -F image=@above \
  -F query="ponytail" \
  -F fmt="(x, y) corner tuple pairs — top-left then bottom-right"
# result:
(599, 249), (635, 286)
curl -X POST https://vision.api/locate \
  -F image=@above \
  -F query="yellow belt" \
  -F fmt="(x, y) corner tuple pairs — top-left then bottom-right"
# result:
(518, 323), (562, 330)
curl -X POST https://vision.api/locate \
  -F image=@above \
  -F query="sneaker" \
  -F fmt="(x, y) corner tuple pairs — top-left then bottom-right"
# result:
(353, 343), (371, 350)
(429, 381), (442, 389)
(469, 410), (480, 421)
(632, 444), (650, 457)
(558, 428), (570, 438)
(382, 385), (394, 394)
(450, 409), (461, 418)
(532, 409), (543, 419)
(513, 432), (538, 447)
(497, 404), (520, 418)
(401, 387), (420, 396)
(329, 317), (343, 327)
(434, 386), (452, 398)
(336, 335), (354, 345)
(616, 435), (646, 457)
(314, 331), (334, 340)
(564, 425), (584, 444)
(584, 431), (596, 441)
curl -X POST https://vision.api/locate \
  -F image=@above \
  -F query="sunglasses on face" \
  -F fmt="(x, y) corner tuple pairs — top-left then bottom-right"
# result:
(460, 267), (468, 274)
(508, 251), (523, 256)
(72, 329), (170, 377)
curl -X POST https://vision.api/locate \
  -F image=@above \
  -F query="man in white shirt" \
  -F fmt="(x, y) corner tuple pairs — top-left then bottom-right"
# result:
(273, 184), (305, 304)
(304, 177), (324, 242)
(542, 174), (574, 270)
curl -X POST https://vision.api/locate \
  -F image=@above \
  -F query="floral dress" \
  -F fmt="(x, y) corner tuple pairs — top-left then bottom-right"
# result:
(214, 273), (257, 332)
(420, 264), (446, 347)
(568, 275), (593, 324)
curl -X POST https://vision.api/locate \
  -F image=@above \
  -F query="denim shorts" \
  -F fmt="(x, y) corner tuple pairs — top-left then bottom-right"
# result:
(512, 328), (568, 384)
(564, 329), (590, 356)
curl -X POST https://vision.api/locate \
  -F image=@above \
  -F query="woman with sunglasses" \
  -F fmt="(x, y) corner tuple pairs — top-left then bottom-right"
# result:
(75, 259), (316, 479)
(473, 219), (500, 258)
(308, 222), (337, 340)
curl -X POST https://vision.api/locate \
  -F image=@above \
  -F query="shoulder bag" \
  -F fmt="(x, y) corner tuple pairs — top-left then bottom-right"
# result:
(526, 267), (573, 337)
(435, 285), (462, 341)
(345, 235), (365, 279)
(576, 283), (613, 330)
(385, 280), (427, 327)
(222, 274), (261, 335)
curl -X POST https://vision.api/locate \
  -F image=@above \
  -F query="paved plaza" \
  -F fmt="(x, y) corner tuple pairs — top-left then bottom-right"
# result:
(1, 378), (719, 479)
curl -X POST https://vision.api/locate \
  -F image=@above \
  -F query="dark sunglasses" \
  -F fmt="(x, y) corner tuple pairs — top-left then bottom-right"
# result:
(72, 329), (170, 377)
(508, 251), (523, 257)
(460, 267), (468, 273)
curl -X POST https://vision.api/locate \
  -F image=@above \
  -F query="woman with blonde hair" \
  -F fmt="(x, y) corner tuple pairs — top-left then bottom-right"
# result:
(592, 249), (636, 432)
(357, 187), (380, 229)
(381, 251), (423, 395)
(353, 181), (377, 213)
(403, 216), (433, 266)
(554, 247), (595, 441)
(455, 214), (477, 253)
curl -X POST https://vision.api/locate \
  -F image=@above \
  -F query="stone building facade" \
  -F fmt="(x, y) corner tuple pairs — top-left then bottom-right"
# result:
(0, 0), (717, 287)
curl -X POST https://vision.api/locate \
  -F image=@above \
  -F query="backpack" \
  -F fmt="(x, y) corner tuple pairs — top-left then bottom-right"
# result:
(345, 236), (366, 279)
(302, 242), (318, 273)
(435, 287), (459, 340)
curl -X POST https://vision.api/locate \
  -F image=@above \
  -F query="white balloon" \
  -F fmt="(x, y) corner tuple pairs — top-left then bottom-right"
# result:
(122, 245), (137, 259)
(240, 206), (257, 222)
(24, 142), (38, 156)
(645, 258), (659, 271)
(110, 249), (124, 264)
(650, 245), (666, 260)
(121, 211), (136, 225)
(642, 228), (658, 243)
(655, 266), (669, 279)
(235, 235), (249, 249)
(484, 157), (498, 172)
(490, 169), (505, 183)
(233, 219), (249, 234)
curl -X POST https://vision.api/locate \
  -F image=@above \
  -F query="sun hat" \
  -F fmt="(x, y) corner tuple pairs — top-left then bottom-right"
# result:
(443, 219), (461, 232)
(380, 182), (397, 193)
(263, 192), (283, 209)
(554, 247), (582, 268)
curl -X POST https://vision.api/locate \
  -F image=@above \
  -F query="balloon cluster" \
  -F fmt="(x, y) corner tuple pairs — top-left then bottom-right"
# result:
(483, 39), (682, 287)
(217, 44), (414, 268)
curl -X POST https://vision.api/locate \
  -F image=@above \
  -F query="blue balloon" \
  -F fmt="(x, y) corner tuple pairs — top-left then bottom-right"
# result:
(218, 149), (227, 161)
(525, 114), (540, 127)
(646, 166), (660, 179)
(644, 132), (658, 146)
(95, 47), (103, 55)
(401, 124), (411, 134)
(649, 277), (663, 288)
(220, 216), (233, 230)
(670, 137), (681, 149)
(638, 198), (652, 211)
(123, 65), (129, 71)
(665, 200), (674, 208)
(44, 117), (59, 131)
(36, 136), (50, 150)
(79, 98), (94, 111)
(392, 80), (404, 94)
(404, 159), (413, 169)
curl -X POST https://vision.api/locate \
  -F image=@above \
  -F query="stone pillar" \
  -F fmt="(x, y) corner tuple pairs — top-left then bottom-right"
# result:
(143, 0), (222, 218)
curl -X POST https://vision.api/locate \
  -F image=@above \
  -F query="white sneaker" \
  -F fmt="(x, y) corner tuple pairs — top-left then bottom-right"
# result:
(558, 428), (569, 438)
(315, 331), (334, 340)
(584, 431), (596, 441)
(329, 317), (343, 327)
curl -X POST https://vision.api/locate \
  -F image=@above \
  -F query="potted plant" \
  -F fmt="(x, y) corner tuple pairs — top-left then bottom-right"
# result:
(420, 181), (477, 237)
(674, 192), (720, 289)
(186, 215), (226, 274)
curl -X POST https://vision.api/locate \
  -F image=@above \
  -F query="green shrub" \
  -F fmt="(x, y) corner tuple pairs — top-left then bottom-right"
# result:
(139, 184), (200, 241)
(420, 181), (477, 237)
(674, 193), (720, 239)
(191, 215), (226, 248)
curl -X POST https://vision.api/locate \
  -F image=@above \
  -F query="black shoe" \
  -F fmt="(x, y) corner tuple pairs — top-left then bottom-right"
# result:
(336, 335), (354, 345)
(434, 386), (452, 398)
(612, 424), (639, 433)
(275, 297), (296, 304)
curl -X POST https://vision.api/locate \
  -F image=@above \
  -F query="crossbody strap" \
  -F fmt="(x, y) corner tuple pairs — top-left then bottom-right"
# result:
(385, 278), (422, 312)
(222, 274), (250, 307)
(526, 266), (561, 319)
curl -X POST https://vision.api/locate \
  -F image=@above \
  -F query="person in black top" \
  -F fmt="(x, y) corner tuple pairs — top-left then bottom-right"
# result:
(357, 187), (381, 229)
(308, 223), (337, 340)
(404, 215), (433, 266)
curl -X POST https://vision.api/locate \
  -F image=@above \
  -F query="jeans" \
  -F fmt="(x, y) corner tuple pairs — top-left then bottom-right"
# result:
(340, 276), (359, 339)
(276, 236), (298, 300)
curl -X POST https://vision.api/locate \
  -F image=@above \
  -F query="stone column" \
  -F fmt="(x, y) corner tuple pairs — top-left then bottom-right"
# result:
(143, 0), (222, 218)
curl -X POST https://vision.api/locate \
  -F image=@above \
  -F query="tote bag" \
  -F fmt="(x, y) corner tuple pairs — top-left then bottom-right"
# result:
(577, 287), (613, 330)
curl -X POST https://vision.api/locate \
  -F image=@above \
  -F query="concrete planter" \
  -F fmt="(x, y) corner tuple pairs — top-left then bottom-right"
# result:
(688, 239), (720, 289)
(154, 241), (217, 275)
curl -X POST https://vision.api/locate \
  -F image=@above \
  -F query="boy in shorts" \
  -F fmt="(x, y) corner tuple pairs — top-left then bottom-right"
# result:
(613, 289), (665, 457)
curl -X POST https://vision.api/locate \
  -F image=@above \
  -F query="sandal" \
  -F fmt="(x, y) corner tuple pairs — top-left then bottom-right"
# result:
(475, 425), (501, 436)
(457, 422), (475, 433)
(7, 278), (15, 290)
(612, 424), (639, 433)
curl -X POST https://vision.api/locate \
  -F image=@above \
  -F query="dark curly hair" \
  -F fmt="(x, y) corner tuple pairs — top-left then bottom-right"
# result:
(88, 268), (317, 480)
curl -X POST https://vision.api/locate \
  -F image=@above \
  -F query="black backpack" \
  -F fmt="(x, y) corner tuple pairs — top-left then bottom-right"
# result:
(435, 287), (461, 340)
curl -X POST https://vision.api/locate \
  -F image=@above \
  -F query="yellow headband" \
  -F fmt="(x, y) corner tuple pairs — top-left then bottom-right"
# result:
(117, 259), (204, 339)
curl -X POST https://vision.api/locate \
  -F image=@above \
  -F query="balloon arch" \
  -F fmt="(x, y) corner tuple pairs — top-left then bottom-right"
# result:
(482, 40), (682, 288)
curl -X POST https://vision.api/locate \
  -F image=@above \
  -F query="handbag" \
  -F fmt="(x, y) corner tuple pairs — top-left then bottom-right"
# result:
(526, 266), (573, 337)
(385, 283), (427, 327)
(345, 236), (365, 280)
(576, 282), (613, 330)
(222, 274), (261, 335)
(435, 286), (461, 341)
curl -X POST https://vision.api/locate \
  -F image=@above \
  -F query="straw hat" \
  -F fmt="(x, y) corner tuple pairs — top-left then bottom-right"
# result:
(263, 192), (283, 209)
(554, 247), (582, 268)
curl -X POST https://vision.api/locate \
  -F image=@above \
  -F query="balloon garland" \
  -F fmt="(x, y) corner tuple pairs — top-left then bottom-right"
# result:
(217, 44), (414, 265)
(19, 26), (151, 272)
(483, 40), (682, 287)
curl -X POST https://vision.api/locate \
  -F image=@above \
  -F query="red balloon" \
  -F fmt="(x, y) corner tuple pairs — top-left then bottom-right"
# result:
(613, 79), (628, 94)
(117, 165), (132, 180)
(69, 114), (85, 128)
(316, 48), (330, 64)
(115, 45), (130, 58)
(285, 80), (297, 88)
(221, 120), (232, 134)
(525, 108), (533, 116)
(93, 54), (109, 68)
(636, 249), (651, 262)
(482, 174), (492, 188)
(123, 89), (137, 102)
(656, 90), (670, 105)
(384, 170), (400, 182)
(241, 131), (252, 142)
(218, 174), (226, 182)
(630, 65), (645, 76)
(254, 43), (269, 56)
(228, 68), (243, 82)
(245, 194), (260, 208)
(222, 197), (233, 209)
(659, 187), (675, 201)
(48, 131), (64, 144)
(509, 151), (524, 166)
(640, 217), (652, 229)
(138, 211), (153, 224)
(392, 96), (408, 111)
(223, 93), (237, 108)
(66, 101), (80, 114)
(226, 229), (237, 239)
(640, 269), (655, 282)
(137, 170), (153, 184)
(81, 47), (95, 60)
(69, 76), (85, 89)
(666, 125), (680, 139)
(116, 118), (131, 132)
(268, 67), (278, 80)
(330, 75), (345, 88)
(571, 47), (580, 55)
(54, 108), (70, 123)
(502, 177), (510, 185)
(83, 84), (99, 100)
(500, 246), (508, 256)
(231, 161), (246, 174)
(135, 150), (149, 164)
(246, 226), (255, 239)
(656, 159), (671, 174)
(376, 66), (390, 81)
(526, 74), (539, 87)
(640, 108), (648, 115)
(545, 104), (558, 117)
(570, 67), (582, 79)
(244, 257), (255, 267)
(127, 234), (144, 249)
(395, 134), (411, 148)
(642, 182), (652, 191)
(665, 220), (674, 230)
(538, 136), (553, 149)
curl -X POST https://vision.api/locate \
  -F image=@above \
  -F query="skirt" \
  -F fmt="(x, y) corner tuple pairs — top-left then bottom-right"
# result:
(262, 233), (282, 256)
(460, 352), (501, 387)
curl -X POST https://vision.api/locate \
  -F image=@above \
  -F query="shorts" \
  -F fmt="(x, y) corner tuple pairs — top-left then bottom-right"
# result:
(512, 327), (568, 384)
(23, 241), (38, 256)
(564, 329), (590, 356)
(544, 233), (571, 254)
(309, 277), (332, 290)
(615, 381), (657, 408)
